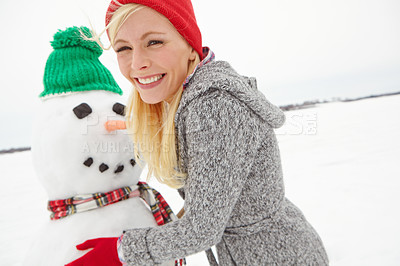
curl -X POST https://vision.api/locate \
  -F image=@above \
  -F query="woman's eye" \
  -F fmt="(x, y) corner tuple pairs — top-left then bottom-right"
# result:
(116, 46), (131, 53)
(147, 40), (163, 47)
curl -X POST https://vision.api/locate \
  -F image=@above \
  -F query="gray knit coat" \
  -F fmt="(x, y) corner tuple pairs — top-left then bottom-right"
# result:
(121, 61), (329, 265)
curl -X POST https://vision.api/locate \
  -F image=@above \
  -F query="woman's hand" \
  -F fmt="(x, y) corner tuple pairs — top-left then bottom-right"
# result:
(65, 237), (122, 266)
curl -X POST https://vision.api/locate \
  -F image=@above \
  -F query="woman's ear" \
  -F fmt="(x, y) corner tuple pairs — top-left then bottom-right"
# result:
(189, 47), (197, 61)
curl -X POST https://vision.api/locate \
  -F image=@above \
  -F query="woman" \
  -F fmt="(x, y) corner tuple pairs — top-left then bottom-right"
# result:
(67, 0), (329, 265)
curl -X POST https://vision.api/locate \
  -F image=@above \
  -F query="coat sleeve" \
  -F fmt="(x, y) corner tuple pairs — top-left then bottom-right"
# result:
(121, 90), (261, 265)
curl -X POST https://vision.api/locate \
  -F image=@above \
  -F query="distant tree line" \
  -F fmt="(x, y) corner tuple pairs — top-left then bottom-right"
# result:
(0, 147), (31, 154)
(279, 91), (400, 111)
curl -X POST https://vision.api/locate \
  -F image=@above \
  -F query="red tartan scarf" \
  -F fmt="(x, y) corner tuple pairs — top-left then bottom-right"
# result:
(47, 182), (178, 224)
(48, 186), (140, 220)
(48, 182), (186, 265)
(137, 181), (177, 225)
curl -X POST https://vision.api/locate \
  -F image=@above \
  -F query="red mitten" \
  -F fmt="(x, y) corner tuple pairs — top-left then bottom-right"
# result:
(65, 237), (122, 266)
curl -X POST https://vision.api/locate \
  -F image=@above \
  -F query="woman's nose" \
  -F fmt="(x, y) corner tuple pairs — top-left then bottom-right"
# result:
(131, 49), (150, 71)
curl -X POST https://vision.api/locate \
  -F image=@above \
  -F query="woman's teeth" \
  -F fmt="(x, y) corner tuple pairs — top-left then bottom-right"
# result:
(138, 74), (163, 85)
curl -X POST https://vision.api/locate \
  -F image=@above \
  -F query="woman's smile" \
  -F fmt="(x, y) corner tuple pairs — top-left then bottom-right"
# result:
(134, 73), (166, 89)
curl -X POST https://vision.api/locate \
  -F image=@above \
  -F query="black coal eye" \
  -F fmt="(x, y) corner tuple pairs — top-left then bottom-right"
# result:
(113, 103), (125, 116)
(73, 103), (92, 119)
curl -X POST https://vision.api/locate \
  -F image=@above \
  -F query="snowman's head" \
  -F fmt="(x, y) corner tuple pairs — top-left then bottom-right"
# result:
(32, 26), (144, 199)
(32, 91), (142, 200)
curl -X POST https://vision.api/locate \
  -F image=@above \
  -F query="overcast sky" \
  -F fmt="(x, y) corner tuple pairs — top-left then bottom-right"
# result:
(1, 0), (399, 148)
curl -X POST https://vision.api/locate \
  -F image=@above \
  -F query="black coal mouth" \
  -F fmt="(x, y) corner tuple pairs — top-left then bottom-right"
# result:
(83, 157), (136, 174)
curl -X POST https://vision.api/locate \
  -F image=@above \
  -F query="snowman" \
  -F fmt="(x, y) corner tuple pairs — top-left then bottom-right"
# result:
(24, 26), (176, 266)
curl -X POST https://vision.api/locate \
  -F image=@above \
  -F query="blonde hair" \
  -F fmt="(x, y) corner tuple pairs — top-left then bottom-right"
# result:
(107, 3), (201, 189)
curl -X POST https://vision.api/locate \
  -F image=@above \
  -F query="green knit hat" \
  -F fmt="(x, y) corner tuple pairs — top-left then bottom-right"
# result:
(40, 26), (122, 98)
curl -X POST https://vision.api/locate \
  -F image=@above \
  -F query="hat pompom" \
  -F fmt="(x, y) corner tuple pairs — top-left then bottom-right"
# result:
(51, 26), (102, 56)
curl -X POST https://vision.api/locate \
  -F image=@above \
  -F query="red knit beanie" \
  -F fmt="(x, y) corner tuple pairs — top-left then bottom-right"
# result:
(105, 0), (203, 60)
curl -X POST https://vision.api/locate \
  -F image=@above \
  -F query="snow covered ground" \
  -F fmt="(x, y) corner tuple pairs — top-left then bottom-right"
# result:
(1, 95), (399, 265)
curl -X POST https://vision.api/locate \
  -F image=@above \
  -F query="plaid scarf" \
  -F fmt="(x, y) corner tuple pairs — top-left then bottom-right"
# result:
(137, 181), (177, 225)
(48, 186), (140, 220)
(48, 182), (185, 265)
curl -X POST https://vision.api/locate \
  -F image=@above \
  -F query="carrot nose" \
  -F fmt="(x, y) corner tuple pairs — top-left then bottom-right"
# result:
(104, 120), (126, 132)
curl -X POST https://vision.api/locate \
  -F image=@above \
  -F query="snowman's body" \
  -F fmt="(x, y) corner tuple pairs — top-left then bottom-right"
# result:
(26, 197), (157, 265)
(24, 91), (172, 265)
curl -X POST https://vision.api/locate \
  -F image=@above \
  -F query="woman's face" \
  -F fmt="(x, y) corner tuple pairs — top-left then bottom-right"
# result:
(113, 7), (197, 104)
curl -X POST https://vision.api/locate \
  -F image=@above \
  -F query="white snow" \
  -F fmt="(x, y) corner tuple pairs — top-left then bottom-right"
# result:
(1, 94), (400, 265)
